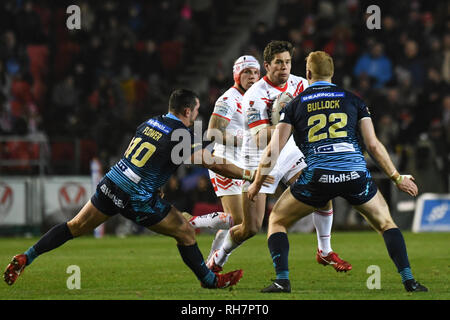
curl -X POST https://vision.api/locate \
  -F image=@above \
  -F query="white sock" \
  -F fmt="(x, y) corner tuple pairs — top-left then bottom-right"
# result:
(214, 229), (241, 267)
(207, 229), (227, 261)
(313, 209), (333, 256)
(189, 212), (233, 230)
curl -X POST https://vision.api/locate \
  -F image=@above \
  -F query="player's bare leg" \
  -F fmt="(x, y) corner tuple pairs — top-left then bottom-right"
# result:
(208, 192), (266, 270)
(353, 190), (397, 233)
(4, 201), (109, 285)
(149, 206), (243, 289)
(353, 190), (427, 292)
(67, 201), (110, 237)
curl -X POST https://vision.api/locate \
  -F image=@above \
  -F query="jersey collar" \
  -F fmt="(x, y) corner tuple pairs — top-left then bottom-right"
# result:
(263, 76), (288, 92)
(309, 80), (336, 87)
(164, 112), (182, 122)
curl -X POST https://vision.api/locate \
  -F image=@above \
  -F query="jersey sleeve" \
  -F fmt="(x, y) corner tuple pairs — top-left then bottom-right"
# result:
(243, 91), (270, 136)
(354, 95), (372, 121)
(211, 97), (237, 122)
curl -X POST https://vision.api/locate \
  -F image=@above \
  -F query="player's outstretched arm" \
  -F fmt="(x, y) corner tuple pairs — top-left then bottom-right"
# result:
(359, 118), (418, 197)
(190, 147), (274, 184)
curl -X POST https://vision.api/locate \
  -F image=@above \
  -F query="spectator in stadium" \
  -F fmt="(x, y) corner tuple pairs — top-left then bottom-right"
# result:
(4, 89), (275, 289)
(249, 51), (427, 293)
(397, 39), (425, 88)
(441, 33), (450, 83)
(162, 175), (190, 213)
(353, 42), (393, 88)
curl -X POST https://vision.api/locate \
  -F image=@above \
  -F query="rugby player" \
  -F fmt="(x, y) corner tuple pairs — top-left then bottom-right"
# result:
(183, 55), (260, 260)
(248, 51), (427, 293)
(207, 41), (351, 272)
(4, 89), (269, 289)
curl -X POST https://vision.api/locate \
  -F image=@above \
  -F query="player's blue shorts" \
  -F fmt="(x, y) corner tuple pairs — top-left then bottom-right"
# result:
(290, 168), (377, 208)
(91, 176), (172, 227)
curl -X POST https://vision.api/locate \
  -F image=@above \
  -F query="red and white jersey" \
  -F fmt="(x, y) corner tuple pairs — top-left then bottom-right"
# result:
(210, 86), (245, 166)
(242, 74), (309, 168)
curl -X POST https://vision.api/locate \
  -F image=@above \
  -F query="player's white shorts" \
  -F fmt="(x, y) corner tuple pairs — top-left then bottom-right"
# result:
(242, 146), (307, 194)
(209, 170), (245, 197)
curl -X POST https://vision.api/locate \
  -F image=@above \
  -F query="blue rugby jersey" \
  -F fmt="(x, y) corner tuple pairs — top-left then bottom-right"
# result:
(106, 113), (200, 207)
(279, 81), (371, 172)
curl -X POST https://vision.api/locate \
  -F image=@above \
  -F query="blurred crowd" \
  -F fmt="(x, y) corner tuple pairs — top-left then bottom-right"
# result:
(0, 0), (449, 211)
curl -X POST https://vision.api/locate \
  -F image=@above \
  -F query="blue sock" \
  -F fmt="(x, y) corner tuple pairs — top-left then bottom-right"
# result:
(399, 267), (414, 283)
(268, 232), (289, 280)
(25, 222), (74, 266)
(24, 246), (38, 266)
(382, 228), (414, 283)
(177, 243), (216, 287)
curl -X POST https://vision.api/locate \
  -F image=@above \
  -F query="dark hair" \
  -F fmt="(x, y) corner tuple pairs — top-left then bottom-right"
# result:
(168, 89), (199, 114)
(263, 40), (294, 63)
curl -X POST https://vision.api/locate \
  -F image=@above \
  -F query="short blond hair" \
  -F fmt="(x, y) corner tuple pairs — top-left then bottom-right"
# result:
(306, 51), (334, 80)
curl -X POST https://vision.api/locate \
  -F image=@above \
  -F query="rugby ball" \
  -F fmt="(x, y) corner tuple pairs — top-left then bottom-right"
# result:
(271, 92), (293, 125)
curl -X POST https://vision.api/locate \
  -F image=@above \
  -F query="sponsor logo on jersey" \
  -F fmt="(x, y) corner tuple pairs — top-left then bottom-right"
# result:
(100, 183), (125, 208)
(318, 171), (360, 183)
(315, 143), (355, 154)
(247, 107), (261, 124)
(146, 119), (173, 134)
(213, 101), (229, 116)
(301, 92), (345, 103)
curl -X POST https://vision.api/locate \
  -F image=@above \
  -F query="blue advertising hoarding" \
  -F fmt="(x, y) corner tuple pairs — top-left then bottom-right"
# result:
(412, 193), (450, 232)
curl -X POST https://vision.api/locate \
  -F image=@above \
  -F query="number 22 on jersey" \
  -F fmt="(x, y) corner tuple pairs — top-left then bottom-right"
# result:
(308, 112), (348, 142)
(124, 137), (156, 167)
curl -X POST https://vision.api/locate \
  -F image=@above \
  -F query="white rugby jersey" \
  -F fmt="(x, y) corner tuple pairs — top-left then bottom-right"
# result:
(210, 86), (245, 166)
(242, 74), (309, 168)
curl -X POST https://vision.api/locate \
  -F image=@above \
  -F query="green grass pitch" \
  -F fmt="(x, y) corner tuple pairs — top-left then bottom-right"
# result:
(0, 232), (448, 300)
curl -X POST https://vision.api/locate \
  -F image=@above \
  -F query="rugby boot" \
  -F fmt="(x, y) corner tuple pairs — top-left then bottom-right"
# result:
(4, 254), (27, 285)
(261, 279), (291, 293)
(403, 279), (428, 292)
(201, 269), (243, 289)
(316, 249), (352, 272)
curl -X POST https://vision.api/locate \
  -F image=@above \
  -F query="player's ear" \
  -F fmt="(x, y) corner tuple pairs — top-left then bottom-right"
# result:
(263, 61), (270, 73)
(306, 69), (312, 81)
(183, 107), (191, 118)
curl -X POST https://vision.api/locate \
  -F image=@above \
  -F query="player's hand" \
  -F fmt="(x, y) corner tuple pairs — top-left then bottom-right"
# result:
(262, 175), (275, 186)
(242, 169), (274, 186)
(247, 181), (261, 202)
(271, 92), (293, 125)
(395, 175), (418, 197)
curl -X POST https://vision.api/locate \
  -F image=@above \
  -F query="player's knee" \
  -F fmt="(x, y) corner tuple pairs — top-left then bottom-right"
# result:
(268, 211), (285, 229)
(238, 224), (258, 241)
(175, 221), (196, 245)
(378, 220), (397, 233)
(66, 219), (85, 237)
(373, 217), (397, 233)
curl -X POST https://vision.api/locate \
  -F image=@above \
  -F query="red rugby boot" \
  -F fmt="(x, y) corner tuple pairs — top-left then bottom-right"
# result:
(4, 254), (27, 285)
(316, 249), (352, 272)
